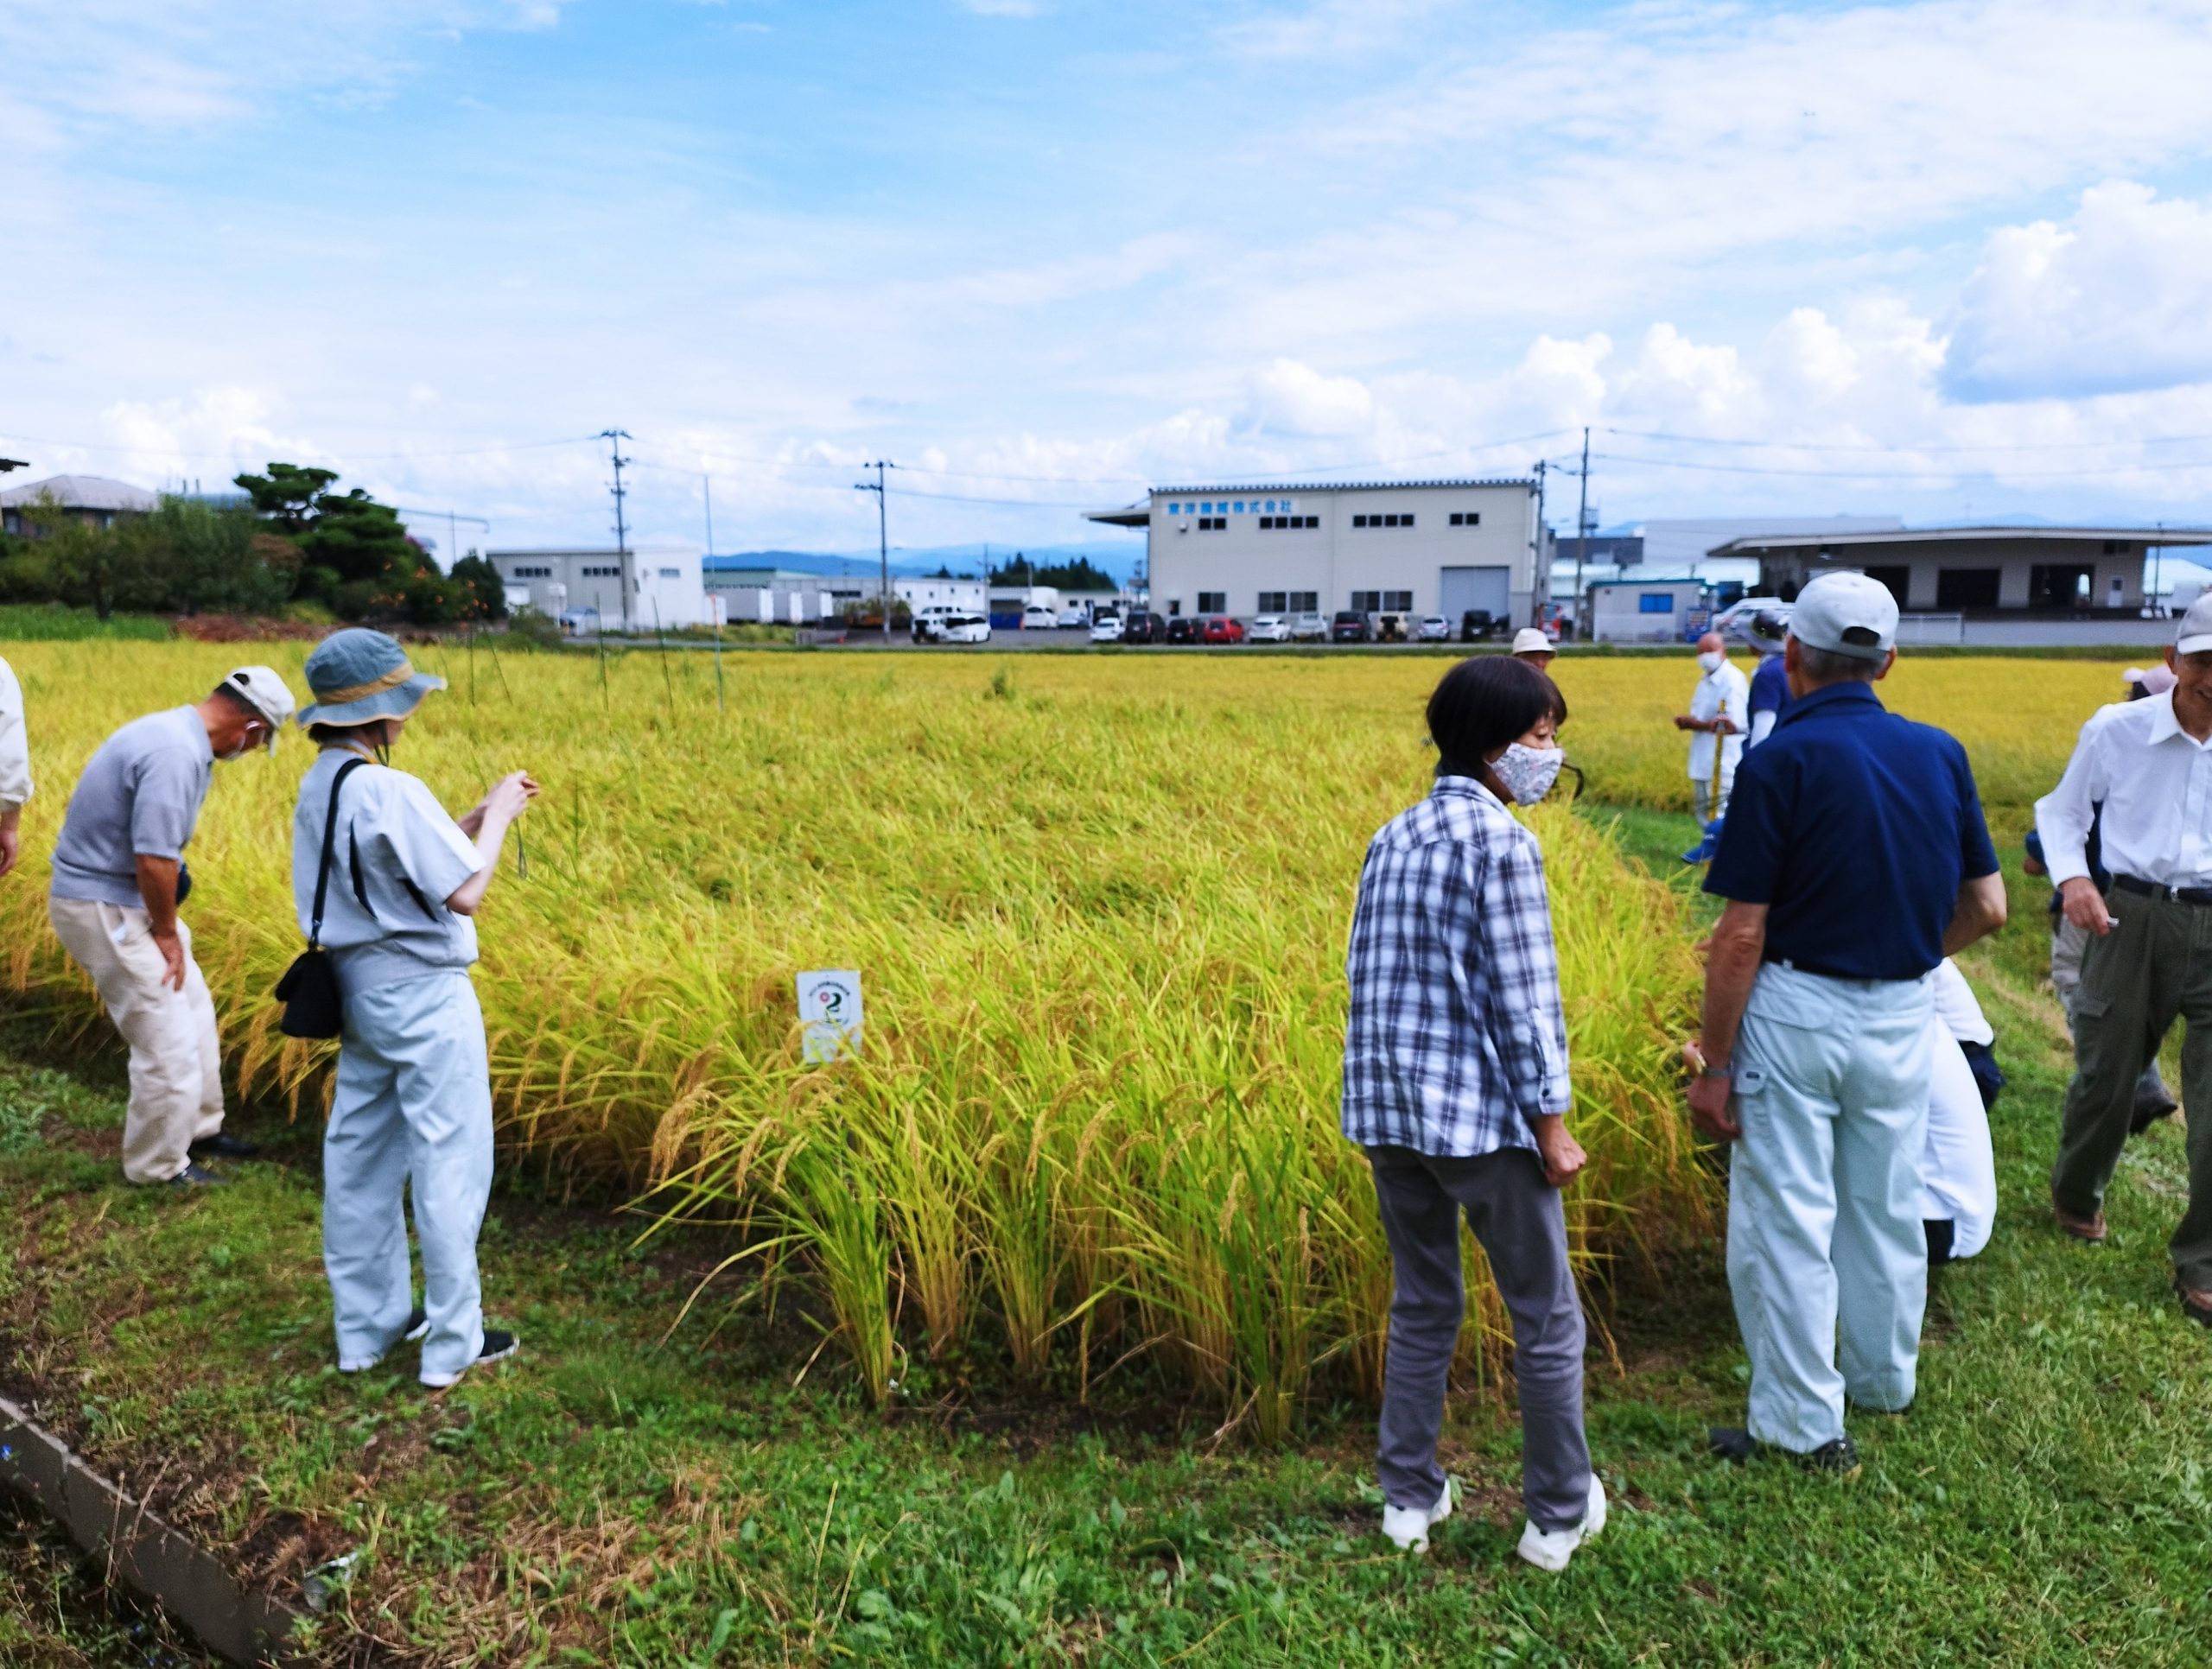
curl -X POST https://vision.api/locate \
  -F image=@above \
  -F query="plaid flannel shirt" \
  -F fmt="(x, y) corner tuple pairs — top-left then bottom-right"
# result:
(1340, 776), (1572, 1158)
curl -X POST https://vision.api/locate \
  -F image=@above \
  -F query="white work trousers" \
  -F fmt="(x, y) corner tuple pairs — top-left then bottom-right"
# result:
(325, 971), (494, 1383)
(1727, 962), (1933, 1452)
(48, 897), (224, 1184)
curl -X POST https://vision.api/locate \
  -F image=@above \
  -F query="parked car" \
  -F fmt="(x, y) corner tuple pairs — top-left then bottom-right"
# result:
(936, 612), (992, 644)
(1089, 611), (1124, 643)
(1056, 604), (1090, 628)
(1166, 614), (1203, 644)
(1331, 610), (1372, 644)
(1248, 613), (1293, 643)
(1415, 614), (1451, 642)
(1119, 611), (1168, 644)
(1020, 604), (1058, 631)
(1373, 612), (1407, 643)
(911, 605), (960, 643)
(1289, 611), (1328, 642)
(1459, 609), (1503, 644)
(1199, 614), (1247, 644)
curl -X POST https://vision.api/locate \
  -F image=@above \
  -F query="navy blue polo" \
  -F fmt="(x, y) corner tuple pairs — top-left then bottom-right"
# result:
(1705, 681), (1999, 981)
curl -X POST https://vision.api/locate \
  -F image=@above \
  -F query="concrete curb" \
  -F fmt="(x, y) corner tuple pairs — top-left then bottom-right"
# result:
(0, 1392), (307, 1666)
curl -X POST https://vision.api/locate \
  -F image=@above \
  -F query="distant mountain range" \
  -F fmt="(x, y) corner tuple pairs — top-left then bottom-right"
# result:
(704, 542), (1138, 583)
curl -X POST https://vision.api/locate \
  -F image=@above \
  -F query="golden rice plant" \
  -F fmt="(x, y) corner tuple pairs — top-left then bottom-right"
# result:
(19, 638), (2070, 1426)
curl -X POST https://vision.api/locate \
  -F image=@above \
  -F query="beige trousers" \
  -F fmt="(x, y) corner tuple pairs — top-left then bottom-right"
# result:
(48, 896), (225, 1184)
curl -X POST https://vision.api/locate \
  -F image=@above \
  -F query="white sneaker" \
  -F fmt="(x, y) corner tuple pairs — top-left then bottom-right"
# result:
(1381, 1478), (1456, 1552)
(1516, 1472), (1607, 1572)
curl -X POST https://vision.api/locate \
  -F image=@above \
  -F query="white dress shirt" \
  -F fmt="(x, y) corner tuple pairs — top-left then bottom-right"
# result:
(0, 656), (31, 813)
(1687, 660), (1750, 783)
(2035, 690), (2212, 889)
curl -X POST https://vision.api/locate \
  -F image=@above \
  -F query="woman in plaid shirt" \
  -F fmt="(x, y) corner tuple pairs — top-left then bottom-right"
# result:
(1343, 656), (1604, 1572)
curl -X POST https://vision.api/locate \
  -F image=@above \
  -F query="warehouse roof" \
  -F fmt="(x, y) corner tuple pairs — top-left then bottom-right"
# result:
(1088, 478), (1535, 528)
(0, 473), (157, 512)
(1709, 524), (2212, 556)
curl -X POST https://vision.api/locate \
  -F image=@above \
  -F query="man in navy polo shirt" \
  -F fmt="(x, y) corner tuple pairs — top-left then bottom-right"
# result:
(1687, 573), (2006, 1475)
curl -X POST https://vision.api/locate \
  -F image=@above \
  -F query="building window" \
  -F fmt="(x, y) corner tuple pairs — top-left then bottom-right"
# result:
(510, 565), (551, 579)
(1638, 593), (1674, 614)
(1289, 590), (1317, 611)
(582, 564), (622, 578)
(658, 567), (681, 579)
(1350, 590), (1381, 611)
(1449, 512), (1480, 527)
(1383, 590), (1413, 611)
(1198, 591), (1226, 612)
(1355, 512), (1414, 529)
(1353, 515), (1367, 528)
(1198, 517), (1226, 531)
(1258, 591), (1287, 612)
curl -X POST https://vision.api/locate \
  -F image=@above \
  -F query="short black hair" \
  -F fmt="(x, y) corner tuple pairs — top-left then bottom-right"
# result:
(1427, 656), (1557, 775)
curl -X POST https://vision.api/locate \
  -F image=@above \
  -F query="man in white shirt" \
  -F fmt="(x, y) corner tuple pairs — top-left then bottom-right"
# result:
(1675, 632), (1750, 825)
(0, 655), (30, 879)
(2036, 594), (2212, 1325)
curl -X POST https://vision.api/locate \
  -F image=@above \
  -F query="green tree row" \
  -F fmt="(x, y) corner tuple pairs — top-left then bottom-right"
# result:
(0, 463), (507, 625)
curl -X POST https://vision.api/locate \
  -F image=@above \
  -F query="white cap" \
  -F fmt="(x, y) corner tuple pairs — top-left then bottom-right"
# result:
(1510, 627), (1555, 657)
(2177, 592), (2212, 657)
(1789, 572), (1897, 662)
(221, 665), (297, 748)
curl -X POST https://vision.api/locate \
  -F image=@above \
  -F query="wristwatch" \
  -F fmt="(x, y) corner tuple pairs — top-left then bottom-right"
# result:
(1699, 1062), (1732, 1080)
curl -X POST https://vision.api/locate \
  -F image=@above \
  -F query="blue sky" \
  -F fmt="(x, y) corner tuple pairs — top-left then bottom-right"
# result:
(13, 0), (2212, 560)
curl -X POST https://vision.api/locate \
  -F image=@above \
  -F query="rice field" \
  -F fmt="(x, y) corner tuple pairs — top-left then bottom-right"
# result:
(0, 641), (2129, 1426)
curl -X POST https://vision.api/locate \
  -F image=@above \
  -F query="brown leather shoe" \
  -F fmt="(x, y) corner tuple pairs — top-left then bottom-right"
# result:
(2177, 1279), (2212, 1329)
(2051, 1196), (2107, 1243)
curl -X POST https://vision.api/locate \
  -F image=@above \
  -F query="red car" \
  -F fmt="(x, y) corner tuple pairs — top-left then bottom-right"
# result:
(1199, 614), (1247, 644)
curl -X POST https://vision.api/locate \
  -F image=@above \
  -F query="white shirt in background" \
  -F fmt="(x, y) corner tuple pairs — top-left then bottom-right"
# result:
(1923, 959), (1997, 1260)
(2035, 690), (2212, 890)
(1687, 660), (1750, 784)
(0, 657), (31, 813)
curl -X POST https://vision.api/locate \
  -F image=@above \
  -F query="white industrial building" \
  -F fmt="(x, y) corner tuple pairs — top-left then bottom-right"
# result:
(1088, 479), (1547, 625)
(485, 545), (707, 631)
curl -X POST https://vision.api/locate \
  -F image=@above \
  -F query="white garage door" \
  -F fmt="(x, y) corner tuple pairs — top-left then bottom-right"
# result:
(1439, 566), (1510, 619)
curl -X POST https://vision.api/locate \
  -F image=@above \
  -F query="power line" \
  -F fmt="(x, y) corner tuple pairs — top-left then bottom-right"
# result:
(1592, 448), (2212, 483)
(0, 429), (600, 464)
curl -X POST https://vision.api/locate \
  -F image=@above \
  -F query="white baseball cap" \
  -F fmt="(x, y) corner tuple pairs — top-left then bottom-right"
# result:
(1789, 572), (1897, 662)
(221, 665), (297, 748)
(2177, 592), (2212, 657)
(1510, 627), (1555, 657)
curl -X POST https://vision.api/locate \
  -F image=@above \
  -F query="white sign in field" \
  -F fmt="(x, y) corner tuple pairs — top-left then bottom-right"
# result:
(797, 968), (863, 1063)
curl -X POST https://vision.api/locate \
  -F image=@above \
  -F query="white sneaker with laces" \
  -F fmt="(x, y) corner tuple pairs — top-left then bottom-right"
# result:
(1381, 1477), (1455, 1552)
(1516, 1473), (1606, 1572)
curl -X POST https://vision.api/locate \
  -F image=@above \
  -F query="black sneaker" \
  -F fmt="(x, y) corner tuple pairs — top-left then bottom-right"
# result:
(1709, 1426), (1759, 1464)
(1795, 1437), (1862, 1478)
(189, 1133), (259, 1161)
(2131, 1091), (2181, 1138)
(421, 1329), (519, 1389)
(167, 1161), (229, 1188)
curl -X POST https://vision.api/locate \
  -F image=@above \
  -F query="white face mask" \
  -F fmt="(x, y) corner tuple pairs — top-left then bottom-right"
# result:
(1491, 742), (1565, 805)
(1697, 650), (1725, 673)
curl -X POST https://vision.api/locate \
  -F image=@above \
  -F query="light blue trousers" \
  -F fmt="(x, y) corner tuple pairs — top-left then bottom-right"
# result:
(1727, 962), (1933, 1452)
(325, 971), (494, 1383)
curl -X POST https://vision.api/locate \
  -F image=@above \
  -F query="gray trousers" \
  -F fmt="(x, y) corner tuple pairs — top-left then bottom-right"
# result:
(2051, 917), (2174, 1114)
(2052, 888), (2212, 1287)
(1366, 1144), (1591, 1532)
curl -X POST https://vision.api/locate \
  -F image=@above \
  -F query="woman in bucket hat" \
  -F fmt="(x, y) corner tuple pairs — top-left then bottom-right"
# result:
(289, 628), (537, 1386)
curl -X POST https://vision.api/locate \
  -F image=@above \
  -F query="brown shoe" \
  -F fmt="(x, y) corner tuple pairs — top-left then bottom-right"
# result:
(2052, 1197), (2107, 1243)
(2177, 1279), (2212, 1329)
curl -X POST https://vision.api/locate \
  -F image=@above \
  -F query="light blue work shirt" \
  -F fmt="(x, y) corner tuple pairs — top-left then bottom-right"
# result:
(291, 748), (485, 993)
(51, 708), (213, 907)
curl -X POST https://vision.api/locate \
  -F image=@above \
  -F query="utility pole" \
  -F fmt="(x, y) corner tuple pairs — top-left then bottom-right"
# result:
(1572, 426), (1591, 642)
(1530, 459), (1548, 627)
(702, 473), (715, 557)
(601, 428), (632, 634)
(854, 460), (894, 639)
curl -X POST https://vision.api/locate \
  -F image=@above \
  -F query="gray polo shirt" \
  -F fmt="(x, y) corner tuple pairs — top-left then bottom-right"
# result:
(50, 708), (213, 908)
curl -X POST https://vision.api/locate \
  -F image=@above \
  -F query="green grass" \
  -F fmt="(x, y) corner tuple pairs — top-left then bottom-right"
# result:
(0, 605), (173, 643)
(2, 812), (2207, 1666)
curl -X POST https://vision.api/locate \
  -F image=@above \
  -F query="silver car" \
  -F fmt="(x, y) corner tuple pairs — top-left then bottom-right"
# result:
(1289, 611), (1328, 642)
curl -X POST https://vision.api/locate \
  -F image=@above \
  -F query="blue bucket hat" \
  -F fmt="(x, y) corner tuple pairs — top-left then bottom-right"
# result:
(297, 628), (447, 728)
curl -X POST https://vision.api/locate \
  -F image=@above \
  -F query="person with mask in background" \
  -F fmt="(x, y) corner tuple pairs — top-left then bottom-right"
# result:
(2024, 663), (2180, 1135)
(48, 668), (296, 1187)
(0, 651), (31, 879)
(292, 629), (537, 1387)
(1343, 655), (1605, 1572)
(1677, 632), (1750, 863)
(1744, 609), (1792, 750)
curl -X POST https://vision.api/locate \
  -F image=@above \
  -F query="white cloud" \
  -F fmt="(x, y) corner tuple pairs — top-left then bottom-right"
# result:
(1215, 0), (1447, 61)
(1239, 359), (1376, 437)
(1947, 181), (2212, 401)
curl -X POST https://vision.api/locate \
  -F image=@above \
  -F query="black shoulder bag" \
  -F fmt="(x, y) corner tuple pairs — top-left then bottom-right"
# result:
(274, 757), (372, 1039)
